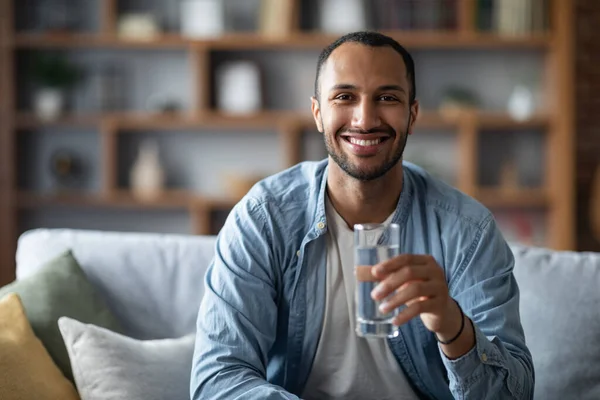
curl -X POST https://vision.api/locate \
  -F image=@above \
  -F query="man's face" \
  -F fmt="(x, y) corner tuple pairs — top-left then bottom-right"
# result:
(311, 43), (418, 181)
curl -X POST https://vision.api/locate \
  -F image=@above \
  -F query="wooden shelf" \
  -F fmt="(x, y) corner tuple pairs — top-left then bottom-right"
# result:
(15, 113), (103, 129)
(113, 111), (296, 131)
(15, 110), (551, 132)
(16, 190), (199, 210)
(474, 111), (550, 129)
(202, 196), (240, 210)
(13, 33), (191, 49)
(12, 31), (553, 51)
(475, 187), (551, 208)
(14, 111), (299, 130)
(15, 190), (244, 211)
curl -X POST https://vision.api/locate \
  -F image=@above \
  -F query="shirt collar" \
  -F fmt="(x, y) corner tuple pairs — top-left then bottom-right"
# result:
(313, 160), (414, 237)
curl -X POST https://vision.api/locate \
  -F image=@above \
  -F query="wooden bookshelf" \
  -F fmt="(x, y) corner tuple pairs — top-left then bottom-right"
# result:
(0, 0), (576, 285)
(16, 190), (197, 210)
(15, 113), (104, 129)
(13, 32), (553, 51)
(15, 110), (550, 132)
(0, 0), (16, 285)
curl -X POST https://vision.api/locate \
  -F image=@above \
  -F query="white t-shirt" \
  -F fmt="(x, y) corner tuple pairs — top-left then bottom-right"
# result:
(302, 195), (419, 400)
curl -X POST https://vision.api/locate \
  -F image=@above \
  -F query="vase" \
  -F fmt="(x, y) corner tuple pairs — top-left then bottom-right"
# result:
(130, 139), (165, 200)
(180, 0), (225, 38)
(507, 85), (534, 121)
(34, 88), (64, 121)
(216, 61), (262, 114)
(319, 0), (367, 34)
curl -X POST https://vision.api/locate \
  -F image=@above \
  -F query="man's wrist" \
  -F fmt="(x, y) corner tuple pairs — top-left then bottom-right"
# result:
(435, 299), (464, 343)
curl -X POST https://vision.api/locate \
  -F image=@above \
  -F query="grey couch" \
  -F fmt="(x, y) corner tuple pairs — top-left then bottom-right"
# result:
(16, 228), (600, 399)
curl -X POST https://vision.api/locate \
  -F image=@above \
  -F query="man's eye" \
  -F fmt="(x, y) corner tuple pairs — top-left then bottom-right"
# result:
(379, 95), (398, 102)
(335, 94), (352, 101)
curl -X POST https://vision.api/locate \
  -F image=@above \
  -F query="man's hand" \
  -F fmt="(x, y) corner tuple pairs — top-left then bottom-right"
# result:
(370, 254), (475, 358)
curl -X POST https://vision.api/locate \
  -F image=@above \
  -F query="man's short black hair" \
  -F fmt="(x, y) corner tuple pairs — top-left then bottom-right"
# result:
(314, 31), (416, 104)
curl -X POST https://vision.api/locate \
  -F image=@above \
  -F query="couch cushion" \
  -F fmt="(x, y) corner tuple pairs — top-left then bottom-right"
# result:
(58, 317), (194, 400)
(16, 229), (217, 339)
(0, 293), (80, 400)
(512, 245), (600, 400)
(0, 250), (123, 382)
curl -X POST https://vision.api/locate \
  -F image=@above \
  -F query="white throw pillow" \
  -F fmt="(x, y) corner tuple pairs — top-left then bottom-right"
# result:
(58, 317), (195, 400)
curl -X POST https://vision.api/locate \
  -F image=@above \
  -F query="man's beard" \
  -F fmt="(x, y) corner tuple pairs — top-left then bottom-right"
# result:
(323, 119), (410, 182)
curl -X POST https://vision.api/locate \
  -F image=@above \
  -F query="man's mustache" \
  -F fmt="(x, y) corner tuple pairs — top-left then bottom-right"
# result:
(337, 127), (396, 137)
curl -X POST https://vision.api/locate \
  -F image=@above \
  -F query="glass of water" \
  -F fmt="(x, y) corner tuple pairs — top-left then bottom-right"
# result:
(354, 223), (401, 338)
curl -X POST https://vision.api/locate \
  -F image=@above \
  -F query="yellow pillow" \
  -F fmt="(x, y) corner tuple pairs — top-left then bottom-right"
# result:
(0, 293), (80, 400)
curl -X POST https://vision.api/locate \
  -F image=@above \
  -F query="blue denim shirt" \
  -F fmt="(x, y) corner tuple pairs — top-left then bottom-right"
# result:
(191, 160), (534, 400)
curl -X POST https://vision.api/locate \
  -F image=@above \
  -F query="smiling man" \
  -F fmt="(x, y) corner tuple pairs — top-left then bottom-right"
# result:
(191, 31), (534, 400)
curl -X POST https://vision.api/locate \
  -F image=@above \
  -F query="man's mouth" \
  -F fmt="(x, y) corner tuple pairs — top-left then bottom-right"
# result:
(339, 134), (392, 156)
(344, 137), (389, 146)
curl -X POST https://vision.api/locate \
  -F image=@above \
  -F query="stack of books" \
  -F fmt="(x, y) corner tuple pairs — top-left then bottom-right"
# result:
(477, 0), (549, 35)
(372, 0), (458, 31)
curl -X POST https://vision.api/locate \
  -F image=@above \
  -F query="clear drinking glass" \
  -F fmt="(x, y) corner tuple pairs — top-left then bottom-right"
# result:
(354, 223), (401, 338)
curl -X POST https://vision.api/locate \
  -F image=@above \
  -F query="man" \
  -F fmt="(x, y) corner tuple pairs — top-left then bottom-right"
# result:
(191, 31), (534, 399)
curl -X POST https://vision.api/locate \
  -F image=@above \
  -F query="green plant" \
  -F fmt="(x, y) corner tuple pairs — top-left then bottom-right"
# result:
(30, 54), (82, 89)
(441, 87), (479, 107)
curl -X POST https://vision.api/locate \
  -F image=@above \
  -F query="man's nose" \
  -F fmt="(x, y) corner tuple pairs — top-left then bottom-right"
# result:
(351, 99), (381, 132)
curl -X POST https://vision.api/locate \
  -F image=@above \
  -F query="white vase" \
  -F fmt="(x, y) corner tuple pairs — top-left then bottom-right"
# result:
(507, 85), (534, 121)
(216, 61), (262, 114)
(34, 88), (64, 121)
(320, 0), (367, 34)
(130, 139), (165, 200)
(180, 0), (225, 38)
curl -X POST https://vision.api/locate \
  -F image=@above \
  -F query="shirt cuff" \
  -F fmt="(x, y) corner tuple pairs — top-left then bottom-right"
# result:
(439, 319), (505, 382)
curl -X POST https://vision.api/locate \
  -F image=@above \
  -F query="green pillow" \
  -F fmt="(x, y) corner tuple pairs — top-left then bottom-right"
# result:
(0, 250), (123, 382)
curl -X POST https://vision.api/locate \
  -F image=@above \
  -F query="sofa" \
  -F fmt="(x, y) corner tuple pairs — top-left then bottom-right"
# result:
(8, 228), (600, 399)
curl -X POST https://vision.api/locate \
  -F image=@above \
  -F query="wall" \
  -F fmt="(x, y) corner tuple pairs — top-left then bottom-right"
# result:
(575, 0), (600, 252)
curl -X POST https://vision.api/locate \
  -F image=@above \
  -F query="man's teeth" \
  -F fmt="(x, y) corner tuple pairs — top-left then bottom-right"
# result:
(349, 137), (382, 146)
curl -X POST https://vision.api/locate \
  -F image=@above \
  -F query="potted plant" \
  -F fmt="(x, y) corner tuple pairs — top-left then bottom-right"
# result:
(439, 86), (480, 119)
(30, 53), (82, 120)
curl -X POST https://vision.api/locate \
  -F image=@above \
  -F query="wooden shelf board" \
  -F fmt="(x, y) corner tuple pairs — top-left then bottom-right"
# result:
(113, 111), (295, 130)
(15, 113), (103, 129)
(475, 111), (550, 129)
(475, 187), (550, 208)
(202, 196), (240, 210)
(14, 111), (298, 130)
(16, 190), (198, 210)
(14, 33), (191, 49)
(13, 32), (553, 50)
(14, 110), (551, 132)
(15, 190), (243, 211)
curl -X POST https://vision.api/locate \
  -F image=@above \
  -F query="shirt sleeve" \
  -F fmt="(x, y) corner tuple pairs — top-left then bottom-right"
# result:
(190, 198), (299, 400)
(440, 215), (535, 399)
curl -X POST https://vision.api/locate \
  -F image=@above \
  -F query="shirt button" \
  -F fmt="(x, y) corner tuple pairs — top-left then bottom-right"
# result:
(316, 222), (325, 229)
(296, 250), (300, 257)
(481, 353), (488, 362)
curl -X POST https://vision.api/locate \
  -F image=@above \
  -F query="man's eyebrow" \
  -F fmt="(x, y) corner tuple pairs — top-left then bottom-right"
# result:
(329, 84), (358, 91)
(328, 84), (407, 93)
(378, 85), (406, 93)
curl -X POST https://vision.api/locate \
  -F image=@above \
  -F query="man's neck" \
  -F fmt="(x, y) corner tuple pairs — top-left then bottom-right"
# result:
(326, 161), (404, 229)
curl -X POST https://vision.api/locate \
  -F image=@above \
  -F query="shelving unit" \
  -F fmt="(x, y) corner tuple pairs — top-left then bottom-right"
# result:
(0, 0), (575, 286)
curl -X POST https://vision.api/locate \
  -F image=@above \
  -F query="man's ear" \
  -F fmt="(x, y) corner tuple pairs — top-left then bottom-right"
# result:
(311, 96), (324, 133)
(408, 100), (420, 135)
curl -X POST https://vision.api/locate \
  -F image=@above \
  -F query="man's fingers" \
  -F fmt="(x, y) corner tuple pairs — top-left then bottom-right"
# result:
(391, 297), (442, 327)
(371, 265), (431, 301)
(377, 280), (441, 314)
(372, 254), (432, 277)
